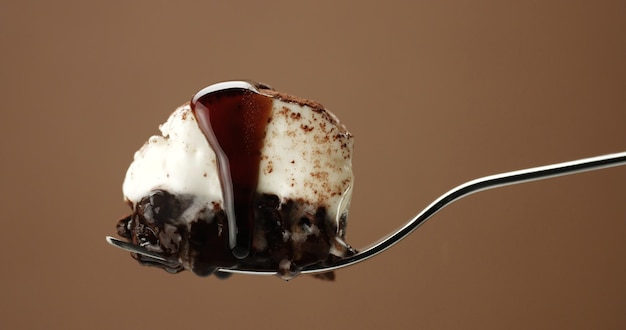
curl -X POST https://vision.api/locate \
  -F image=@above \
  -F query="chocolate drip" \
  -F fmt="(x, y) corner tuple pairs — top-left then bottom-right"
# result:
(191, 87), (272, 259)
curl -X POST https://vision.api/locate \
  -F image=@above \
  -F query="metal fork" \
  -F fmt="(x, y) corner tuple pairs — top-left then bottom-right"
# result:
(106, 151), (626, 277)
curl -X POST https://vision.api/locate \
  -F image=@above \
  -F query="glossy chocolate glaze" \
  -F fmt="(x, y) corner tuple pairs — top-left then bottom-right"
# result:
(191, 86), (273, 259)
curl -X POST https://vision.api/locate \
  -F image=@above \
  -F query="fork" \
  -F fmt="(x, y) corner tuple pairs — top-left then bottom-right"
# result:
(106, 151), (626, 277)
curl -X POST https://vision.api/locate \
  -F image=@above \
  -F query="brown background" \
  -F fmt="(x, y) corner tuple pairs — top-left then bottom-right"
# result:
(1, 1), (625, 329)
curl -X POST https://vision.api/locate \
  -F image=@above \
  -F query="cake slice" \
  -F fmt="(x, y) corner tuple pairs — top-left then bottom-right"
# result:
(116, 81), (356, 280)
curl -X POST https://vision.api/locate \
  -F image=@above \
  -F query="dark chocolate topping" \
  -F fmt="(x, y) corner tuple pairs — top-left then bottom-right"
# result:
(191, 87), (273, 259)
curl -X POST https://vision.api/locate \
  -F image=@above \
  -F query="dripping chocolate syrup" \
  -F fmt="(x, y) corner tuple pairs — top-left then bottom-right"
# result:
(191, 85), (272, 259)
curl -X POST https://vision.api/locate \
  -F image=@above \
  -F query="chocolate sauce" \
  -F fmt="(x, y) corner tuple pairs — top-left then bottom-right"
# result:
(191, 87), (272, 259)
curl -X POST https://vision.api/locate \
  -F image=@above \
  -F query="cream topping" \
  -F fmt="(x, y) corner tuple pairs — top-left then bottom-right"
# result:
(122, 94), (353, 231)
(122, 105), (223, 214)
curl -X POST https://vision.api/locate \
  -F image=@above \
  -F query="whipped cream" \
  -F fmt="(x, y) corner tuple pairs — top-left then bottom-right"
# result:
(122, 105), (223, 211)
(123, 93), (354, 230)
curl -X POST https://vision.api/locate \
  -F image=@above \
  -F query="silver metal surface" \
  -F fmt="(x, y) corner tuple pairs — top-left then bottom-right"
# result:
(106, 151), (626, 277)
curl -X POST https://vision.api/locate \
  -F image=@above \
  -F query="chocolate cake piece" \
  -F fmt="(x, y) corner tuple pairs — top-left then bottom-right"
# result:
(117, 81), (356, 280)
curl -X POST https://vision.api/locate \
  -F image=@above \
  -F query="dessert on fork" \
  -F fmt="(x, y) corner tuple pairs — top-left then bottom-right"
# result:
(115, 81), (356, 280)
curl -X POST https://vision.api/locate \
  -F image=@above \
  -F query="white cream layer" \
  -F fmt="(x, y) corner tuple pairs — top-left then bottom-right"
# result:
(122, 98), (353, 230)
(258, 98), (353, 228)
(122, 105), (223, 212)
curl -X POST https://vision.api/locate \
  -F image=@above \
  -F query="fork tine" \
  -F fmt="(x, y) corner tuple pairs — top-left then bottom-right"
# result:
(106, 236), (173, 263)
